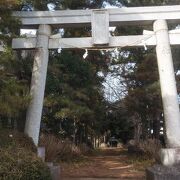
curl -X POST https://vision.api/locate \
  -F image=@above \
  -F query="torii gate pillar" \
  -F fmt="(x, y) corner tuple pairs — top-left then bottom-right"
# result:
(154, 20), (180, 165)
(25, 24), (51, 146)
(154, 19), (180, 148)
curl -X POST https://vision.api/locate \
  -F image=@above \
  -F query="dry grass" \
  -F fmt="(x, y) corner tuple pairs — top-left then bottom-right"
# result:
(138, 138), (162, 159)
(39, 134), (90, 162)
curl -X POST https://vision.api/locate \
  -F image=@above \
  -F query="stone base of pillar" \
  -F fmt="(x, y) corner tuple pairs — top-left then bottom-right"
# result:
(146, 164), (180, 180)
(159, 148), (180, 166)
(146, 148), (180, 180)
(37, 146), (45, 162)
(47, 163), (61, 180)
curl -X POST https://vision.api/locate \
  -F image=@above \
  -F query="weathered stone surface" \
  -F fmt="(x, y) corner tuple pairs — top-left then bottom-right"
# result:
(12, 5), (180, 28)
(154, 19), (180, 148)
(37, 146), (45, 162)
(48, 165), (61, 180)
(92, 10), (109, 45)
(24, 24), (51, 146)
(146, 164), (180, 180)
(160, 148), (180, 166)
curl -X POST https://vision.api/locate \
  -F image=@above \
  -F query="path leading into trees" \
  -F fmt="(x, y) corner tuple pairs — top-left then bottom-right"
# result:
(61, 148), (152, 180)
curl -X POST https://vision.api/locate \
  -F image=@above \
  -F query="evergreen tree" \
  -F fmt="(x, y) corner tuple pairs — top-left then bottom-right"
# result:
(0, 0), (31, 129)
(107, 0), (180, 143)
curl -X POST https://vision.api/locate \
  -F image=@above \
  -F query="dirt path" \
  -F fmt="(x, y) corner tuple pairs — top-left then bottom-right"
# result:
(61, 148), (153, 180)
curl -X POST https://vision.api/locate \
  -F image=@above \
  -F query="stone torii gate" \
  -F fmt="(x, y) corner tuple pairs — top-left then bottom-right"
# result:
(12, 5), (180, 166)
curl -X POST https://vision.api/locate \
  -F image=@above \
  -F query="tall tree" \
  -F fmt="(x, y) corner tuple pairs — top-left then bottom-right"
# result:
(0, 0), (31, 130)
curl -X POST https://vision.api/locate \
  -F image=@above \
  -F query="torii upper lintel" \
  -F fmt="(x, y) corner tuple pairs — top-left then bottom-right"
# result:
(13, 5), (180, 28)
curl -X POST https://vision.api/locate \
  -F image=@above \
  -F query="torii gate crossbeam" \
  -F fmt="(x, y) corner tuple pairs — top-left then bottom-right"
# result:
(12, 5), (180, 167)
(13, 5), (180, 28)
(12, 32), (180, 49)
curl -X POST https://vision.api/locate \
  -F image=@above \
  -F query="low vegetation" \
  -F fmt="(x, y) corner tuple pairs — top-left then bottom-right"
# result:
(39, 133), (92, 162)
(0, 130), (52, 180)
(127, 138), (162, 159)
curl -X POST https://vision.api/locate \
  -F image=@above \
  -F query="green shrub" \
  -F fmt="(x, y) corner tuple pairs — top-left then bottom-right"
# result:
(0, 147), (52, 180)
(0, 129), (36, 152)
(0, 129), (52, 180)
